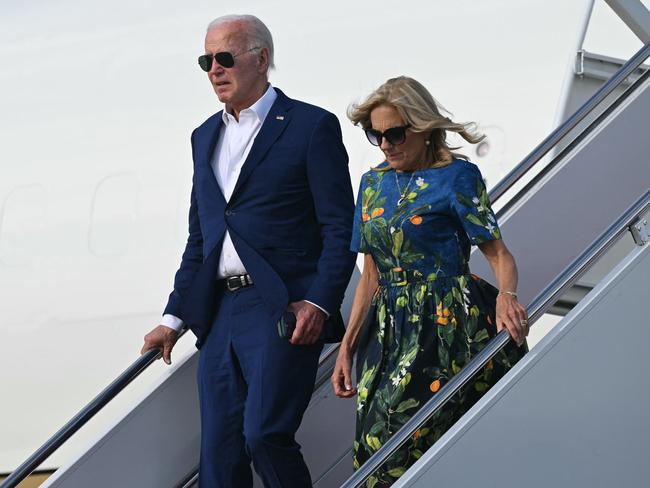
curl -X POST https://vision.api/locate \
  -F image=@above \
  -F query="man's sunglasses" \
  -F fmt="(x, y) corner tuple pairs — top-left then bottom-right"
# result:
(364, 125), (411, 146)
(198, 47), (261, 72)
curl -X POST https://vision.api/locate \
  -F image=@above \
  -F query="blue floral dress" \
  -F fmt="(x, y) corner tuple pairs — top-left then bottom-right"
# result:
(351, 159), (527, 486)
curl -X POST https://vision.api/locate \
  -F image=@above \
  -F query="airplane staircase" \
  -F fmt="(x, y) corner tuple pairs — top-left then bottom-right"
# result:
(2, 36), (650, 488)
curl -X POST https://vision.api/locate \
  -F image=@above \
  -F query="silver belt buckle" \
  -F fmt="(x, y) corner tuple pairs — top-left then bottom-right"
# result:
(226, 274), (252, 292)
(226, 277), (239, 292)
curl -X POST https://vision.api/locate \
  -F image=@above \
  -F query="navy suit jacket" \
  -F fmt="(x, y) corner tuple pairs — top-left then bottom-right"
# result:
(163, 88), (356, 347)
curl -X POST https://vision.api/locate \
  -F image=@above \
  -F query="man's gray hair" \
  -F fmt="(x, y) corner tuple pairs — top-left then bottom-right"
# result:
(207, 14), (275, 71)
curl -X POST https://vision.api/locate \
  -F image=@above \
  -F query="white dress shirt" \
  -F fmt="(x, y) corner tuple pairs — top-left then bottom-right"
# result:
(161, 85), (326, 332)
(213, 84), (278, 278)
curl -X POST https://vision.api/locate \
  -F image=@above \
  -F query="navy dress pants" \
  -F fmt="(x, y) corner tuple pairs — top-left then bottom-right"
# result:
(197, 285), (323, 488)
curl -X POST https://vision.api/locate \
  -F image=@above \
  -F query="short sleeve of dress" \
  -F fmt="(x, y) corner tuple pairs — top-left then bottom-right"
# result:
(351, 176), (370, 253)
(450, 163), (501, 244)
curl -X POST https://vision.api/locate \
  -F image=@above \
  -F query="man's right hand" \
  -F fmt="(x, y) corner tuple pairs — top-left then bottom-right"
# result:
(141, 325), (179, 365)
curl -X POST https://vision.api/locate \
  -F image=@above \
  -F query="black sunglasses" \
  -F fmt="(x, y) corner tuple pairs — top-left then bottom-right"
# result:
(364, 124), (411, 146)
(198, 47), (261, 72)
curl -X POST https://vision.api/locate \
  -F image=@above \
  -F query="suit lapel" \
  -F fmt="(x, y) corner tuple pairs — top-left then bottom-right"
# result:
(198, 113), (227, 203)
(230, 90), (292, 201)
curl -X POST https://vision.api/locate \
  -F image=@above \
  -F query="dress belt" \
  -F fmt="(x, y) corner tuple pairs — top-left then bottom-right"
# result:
(378, 267), (470, 286)
(222, 273), (254, 292)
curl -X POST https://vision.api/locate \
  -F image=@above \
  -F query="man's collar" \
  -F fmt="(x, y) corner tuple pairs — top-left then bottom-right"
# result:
(222, 84), (277, 125)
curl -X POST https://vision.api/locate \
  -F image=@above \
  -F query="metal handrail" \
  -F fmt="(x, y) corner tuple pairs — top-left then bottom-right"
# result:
(342, 190), (650, 487)
(488, 40), (650, 205)
(178, 471), (198, 488)
(0, 330), (188, 488)
(494, 65), (650, 222)
(1, 331), (340, 488)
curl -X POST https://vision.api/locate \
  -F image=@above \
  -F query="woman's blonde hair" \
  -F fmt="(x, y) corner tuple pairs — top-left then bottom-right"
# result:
(347, 76), (484, 168)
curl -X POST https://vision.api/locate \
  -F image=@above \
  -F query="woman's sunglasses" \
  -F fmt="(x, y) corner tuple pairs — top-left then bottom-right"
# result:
(198, 47), (260, 72)
(364, 125), (411, 146)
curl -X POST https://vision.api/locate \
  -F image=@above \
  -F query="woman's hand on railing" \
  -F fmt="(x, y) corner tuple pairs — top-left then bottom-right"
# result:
(331, 346), (357, 398)
(141, 325), (179, 365)
(496, 294), (529, 346)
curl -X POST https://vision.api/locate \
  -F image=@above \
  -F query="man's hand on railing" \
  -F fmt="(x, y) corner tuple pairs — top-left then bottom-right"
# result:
(141, 325), (179, 365)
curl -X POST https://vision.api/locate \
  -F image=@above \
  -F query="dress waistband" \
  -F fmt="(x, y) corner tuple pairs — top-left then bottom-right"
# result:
(378, 267), (470, 286)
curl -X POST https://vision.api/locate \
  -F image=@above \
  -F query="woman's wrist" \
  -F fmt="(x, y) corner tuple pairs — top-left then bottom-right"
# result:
(498, 290), (518, 298)
(340, 337), (357, 354)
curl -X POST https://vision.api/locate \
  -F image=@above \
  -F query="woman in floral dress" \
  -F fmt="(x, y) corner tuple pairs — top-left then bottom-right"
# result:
(332, 77), (529, 487)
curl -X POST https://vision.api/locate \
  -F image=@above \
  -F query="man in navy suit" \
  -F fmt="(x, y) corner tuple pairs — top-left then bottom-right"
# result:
(141, 14), (355, 488)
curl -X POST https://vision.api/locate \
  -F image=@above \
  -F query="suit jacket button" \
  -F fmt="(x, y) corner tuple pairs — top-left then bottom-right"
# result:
(225, 210), (233, 216)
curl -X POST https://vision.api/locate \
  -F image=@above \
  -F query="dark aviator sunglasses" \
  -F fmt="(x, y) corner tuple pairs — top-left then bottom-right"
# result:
(364, 124), (411, 146)
(198, 47), (261, 72)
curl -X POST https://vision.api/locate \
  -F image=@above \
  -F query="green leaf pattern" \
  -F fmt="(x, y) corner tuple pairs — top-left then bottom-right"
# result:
(455, 177), (502, 242)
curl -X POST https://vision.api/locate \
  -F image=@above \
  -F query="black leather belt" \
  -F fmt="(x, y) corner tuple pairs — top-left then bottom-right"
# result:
(223, 273), (254, 292)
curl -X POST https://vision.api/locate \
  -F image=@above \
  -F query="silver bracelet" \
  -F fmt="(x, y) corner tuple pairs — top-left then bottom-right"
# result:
(498, 290), (518, 298)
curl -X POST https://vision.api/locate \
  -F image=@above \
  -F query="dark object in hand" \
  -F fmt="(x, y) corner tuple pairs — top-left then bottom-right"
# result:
(277, 309), (346, 343)
(277, 311), (297, 339)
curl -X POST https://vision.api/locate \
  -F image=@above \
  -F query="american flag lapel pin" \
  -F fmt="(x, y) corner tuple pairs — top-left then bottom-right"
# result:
(276, 115), (284, 120)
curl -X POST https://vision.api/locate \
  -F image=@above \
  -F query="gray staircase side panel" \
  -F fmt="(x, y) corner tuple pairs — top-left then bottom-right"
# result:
(42, 350), (201, 488)
(397, 244), (650, 488)
(470, 73), (650, 307)
(298, 383), (355, 488)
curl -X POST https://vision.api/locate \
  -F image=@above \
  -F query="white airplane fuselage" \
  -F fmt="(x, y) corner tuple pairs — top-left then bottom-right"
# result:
(2, 0), (643, 473)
